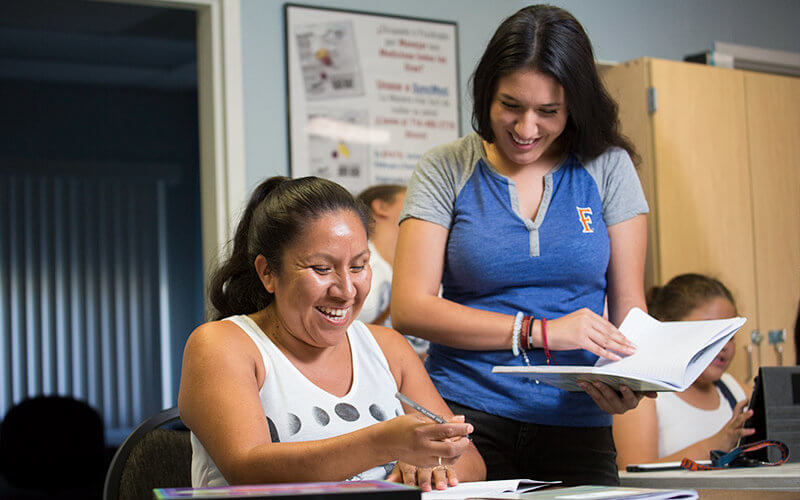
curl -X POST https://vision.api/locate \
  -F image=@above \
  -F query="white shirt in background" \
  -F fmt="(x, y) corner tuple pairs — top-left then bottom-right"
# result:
(655, 372), (747, 458)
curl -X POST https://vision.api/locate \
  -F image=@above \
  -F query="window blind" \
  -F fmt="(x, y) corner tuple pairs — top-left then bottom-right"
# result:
(0, 172), (170, 433)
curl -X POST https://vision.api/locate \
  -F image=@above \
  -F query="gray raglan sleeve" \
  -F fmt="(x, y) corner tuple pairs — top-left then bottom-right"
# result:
(586, 147), (649, 226)
(399, 144), (462, 229)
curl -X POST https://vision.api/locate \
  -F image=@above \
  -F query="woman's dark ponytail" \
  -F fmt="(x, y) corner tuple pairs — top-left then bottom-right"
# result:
(208, 177), (289, 320)
(207, 176), (369, 321)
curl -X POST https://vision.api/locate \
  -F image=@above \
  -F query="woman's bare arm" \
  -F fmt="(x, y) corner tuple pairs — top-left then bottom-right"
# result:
(392, 218), (635, 358)
(371, 324), (486, 486)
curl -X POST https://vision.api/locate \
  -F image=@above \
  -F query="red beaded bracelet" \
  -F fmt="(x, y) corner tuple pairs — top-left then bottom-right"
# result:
(541, 317), (553, 364)
(520, 316), (531, 351)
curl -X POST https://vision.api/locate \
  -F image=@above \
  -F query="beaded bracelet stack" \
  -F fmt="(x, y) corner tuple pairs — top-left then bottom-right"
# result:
(511, 312), (552, 365)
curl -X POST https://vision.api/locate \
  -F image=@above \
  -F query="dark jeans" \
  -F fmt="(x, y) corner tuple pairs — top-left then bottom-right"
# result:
(447, 399), (619, 486)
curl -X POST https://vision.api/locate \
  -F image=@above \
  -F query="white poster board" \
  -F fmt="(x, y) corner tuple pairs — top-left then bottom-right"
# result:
(285, 4), (460, 194)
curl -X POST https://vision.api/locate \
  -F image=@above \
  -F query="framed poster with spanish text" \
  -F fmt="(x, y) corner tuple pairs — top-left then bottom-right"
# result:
(285, 4), (460, 193)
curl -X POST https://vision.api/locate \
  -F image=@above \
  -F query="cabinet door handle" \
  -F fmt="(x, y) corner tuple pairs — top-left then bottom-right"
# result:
(768, 329), (786, 366)
(745, 329), (763, 381)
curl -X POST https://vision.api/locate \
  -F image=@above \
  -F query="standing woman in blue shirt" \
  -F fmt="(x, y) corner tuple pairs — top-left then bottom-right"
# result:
(392, 5), (652, 486)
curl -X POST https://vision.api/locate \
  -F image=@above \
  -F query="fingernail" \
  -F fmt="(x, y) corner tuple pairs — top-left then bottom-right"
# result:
(467, 424), (474, 433)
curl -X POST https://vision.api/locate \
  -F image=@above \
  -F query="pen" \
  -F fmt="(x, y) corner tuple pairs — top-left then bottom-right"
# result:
(394, 392), (447, 423)
(395, 392), (472, 441)
(626, 460), (712, 472)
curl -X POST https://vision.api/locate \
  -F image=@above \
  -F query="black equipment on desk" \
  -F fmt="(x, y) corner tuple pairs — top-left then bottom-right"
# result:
(741, 366), (800, 463)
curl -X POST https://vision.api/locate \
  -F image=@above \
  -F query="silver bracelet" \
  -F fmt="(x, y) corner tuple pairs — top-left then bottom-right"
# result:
(511, 311), (523, 356)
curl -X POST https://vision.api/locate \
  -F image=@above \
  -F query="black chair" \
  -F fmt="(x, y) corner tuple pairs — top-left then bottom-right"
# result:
(103, 407), (192, 500)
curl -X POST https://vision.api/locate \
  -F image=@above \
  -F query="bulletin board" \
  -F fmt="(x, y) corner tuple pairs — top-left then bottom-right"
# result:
(285, 4), (461, 194)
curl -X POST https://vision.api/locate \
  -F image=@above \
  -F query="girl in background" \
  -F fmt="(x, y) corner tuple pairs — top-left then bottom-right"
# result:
(613, 273), (754, 467)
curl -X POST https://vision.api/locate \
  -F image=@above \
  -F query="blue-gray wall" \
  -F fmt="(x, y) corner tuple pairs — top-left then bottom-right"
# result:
(241, 0), (800, 191)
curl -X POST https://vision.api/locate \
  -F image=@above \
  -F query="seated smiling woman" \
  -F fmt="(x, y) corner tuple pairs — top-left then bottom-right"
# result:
(178, 176), (484, 491)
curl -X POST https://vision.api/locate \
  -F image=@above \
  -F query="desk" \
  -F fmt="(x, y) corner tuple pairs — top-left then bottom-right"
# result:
(694, 490), (798, 500)
(619, 462), (800, 492)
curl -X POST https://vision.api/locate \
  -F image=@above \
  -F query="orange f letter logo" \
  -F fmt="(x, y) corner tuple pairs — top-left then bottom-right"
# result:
(577, 207), (594, 233)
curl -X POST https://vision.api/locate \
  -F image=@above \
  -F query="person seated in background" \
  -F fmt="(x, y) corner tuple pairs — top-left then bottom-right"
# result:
(613, 273), (754, 467)
(178, 176), (484, 490)
(355, 184), (405, 326)
(0, 395), (106, 500)
(356, 184), (429, 358)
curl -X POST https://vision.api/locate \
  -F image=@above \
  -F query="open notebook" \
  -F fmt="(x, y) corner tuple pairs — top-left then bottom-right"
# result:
(493, 308), (746, 392)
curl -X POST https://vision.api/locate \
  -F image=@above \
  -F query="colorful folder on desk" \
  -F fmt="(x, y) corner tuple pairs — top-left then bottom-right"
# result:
(153, 480), (419, 499)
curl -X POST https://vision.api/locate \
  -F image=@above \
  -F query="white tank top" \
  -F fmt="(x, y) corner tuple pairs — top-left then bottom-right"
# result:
(190, 316), (405, 487)
(655, 372), (747, 458)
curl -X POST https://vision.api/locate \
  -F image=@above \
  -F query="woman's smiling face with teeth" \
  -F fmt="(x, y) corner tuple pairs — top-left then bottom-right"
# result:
(487, 69), (568, 172)
(263, 209), (371, 348)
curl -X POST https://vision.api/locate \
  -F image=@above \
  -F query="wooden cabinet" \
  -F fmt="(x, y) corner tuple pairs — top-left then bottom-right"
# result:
(601, 58), (799, 382)
(743, 71), (800, 370)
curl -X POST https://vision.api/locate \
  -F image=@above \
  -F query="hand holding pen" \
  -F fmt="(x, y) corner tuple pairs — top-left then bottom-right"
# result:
(388, 392), (472, 465)
(388, 392), (473, 491)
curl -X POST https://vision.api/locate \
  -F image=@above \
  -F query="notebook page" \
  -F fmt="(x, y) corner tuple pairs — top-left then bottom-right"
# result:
(421, 479), (558, 499)
(598, 326), (696, 385)
(681, 335), (733, 387)
(422, 479), (523, 499)
(593, 309), (691, 385)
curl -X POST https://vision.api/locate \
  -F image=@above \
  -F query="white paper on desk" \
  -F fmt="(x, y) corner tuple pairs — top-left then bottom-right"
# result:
(421, 479), (560, 499)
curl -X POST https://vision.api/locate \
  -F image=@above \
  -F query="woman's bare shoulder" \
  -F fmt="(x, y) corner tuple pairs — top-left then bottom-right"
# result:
(366, 323), (413, 353)
(185, 318), (261, 365)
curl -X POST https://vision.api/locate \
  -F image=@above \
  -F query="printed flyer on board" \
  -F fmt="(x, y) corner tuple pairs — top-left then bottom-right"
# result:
(286, 5), (460, 193)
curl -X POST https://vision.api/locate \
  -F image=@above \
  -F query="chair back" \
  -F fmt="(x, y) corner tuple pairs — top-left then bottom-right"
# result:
(103, 407), (191, 500)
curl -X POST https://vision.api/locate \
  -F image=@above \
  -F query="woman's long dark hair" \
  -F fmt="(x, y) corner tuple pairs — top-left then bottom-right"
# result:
(207, 176), (370, 320)
(471, 4), (639, 164)
(646, 273), (737, 321)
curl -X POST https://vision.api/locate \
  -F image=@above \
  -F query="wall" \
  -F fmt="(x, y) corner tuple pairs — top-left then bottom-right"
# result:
(240, 0), (800, 192)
